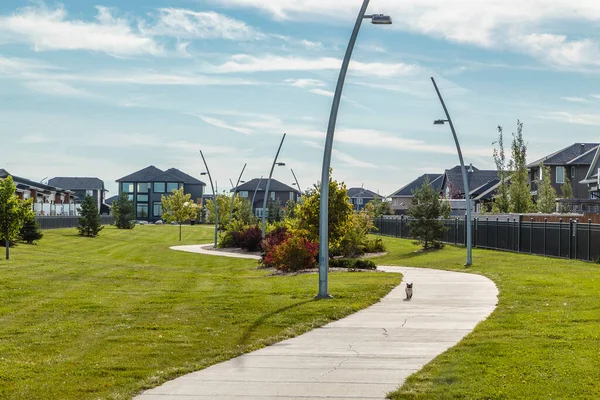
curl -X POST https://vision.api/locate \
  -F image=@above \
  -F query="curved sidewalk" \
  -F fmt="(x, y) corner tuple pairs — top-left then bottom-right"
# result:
(136, 247), (498, 400)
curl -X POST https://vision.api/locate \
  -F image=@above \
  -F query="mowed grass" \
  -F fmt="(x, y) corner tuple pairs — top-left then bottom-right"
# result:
(374, 236), (600, 400)
(0, 225), (401, 400)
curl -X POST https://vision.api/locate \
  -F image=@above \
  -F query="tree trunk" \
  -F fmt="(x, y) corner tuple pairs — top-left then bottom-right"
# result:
(179, 224), (182, 241)
(5, 239), (9, 260)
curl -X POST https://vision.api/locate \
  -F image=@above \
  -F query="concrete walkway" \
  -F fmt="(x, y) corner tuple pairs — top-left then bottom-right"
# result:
(136, 247), (498, 400)
(171, 244), (262, 260)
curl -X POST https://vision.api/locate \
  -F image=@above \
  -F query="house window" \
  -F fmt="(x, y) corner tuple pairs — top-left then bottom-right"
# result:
(289, 192), (294, 201)
(153, 202), (162, 217)
(122, 182), (134, 193)
(137, 194), (149, 202)
(539, 168), (543, 180)
(166, 182), (179, 192)
(271, 192), (275, 201)
(255, 208), (264, 217)
(137, 183), (150, 192)
(127, 194), (134, 201)
(239, 191), (248, 197)
(357, 198), (363, 205)
(85, 190), (93, 197)
(571, 166), (576, 179)
(136, 204), (149, 218)
(556, 166), (565, 184)
(154, 182), (166, 193)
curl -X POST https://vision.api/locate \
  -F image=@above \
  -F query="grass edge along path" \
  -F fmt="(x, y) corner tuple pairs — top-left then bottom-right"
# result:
(374, 236), (600, 400)
(0, 226), (402, 400)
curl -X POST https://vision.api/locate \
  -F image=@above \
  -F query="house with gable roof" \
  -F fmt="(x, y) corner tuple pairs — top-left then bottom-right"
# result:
(116, 166), (205, 222)
(232, 178), (300, 218)
(388, 174), (443, 214)
(347, 187), (383, 211)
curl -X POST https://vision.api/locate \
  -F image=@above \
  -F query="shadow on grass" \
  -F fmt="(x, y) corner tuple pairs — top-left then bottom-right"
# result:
(382, 247), (445, 261)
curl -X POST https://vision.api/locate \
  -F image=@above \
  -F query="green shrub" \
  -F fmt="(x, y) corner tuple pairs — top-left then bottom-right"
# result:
(329, 258), (377, 270)
(364, 237), (386, 253)
(353, 259), (377, 270)
(263, 236), (318, 272)
(218, 220), (247, 248)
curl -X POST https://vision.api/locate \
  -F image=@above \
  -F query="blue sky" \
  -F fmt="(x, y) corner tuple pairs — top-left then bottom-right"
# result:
(2, 1), (600, 196)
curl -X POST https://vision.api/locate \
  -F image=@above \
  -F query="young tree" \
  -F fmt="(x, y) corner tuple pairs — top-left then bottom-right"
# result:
(204, 194), (229, 226)
(161, 187), (198, 241)
(408, 179), (451, 250)
(559, 176), (574, 213)
(536, 163), (557, 213)
(296, 172), (353, 251)
(368, 196), (393, 217)
(0, 176), (34, 259)
(78, 195), (103, 237)
(492, 125), (510, 213)
(283, 199), (298, 220)
(232, 196), (255, 225)
(111, 192), (135, 229)
(507, 120), (534, 213)
(267, 198), (282, 223)
(19, 214), (43, 244)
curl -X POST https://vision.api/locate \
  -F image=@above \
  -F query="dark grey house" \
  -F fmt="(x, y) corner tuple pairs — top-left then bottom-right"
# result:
(388, 174), (443, 215)
(48, 177), (108, 214)
(347, 187), (382, 211)
(528, 143), (599, 199)
(116, 166), (205, 222)
(440, 165), (498, 200)
(232, 178), (300, 218)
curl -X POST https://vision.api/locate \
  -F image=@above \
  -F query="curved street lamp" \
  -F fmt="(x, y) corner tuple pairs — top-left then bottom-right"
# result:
(262, 134), (287, 238)
(431, 77), (472, 266)
(251, 176), (263, 215)
(230, 163), (247, 222)
(317, 0), (392, 298)
(291, 168), (302, 196)
(200, 150), (218, 248)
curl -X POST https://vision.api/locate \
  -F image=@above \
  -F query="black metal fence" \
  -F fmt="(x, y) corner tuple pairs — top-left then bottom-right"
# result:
(374, 216), (600, 262)
(35, 215), (114, 230)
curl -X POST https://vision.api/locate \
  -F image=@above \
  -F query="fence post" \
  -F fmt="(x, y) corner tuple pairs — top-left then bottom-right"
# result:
(543, 218), (547, 256)
(464, 213), (468, 247)
(530, 218), (534, 254)
(400, 216), (404, 239)
(474, 217), (478, 248)
(588, 219), (592, 261)
(496, 217), (499, 249)
(486, 217), (489, 248)
(574, 219), (578, 261)
(517, 215), (522, 253)
(454, 218), (458, 245)
(559, 218), (562, 258)
(568, 219), (573, 259)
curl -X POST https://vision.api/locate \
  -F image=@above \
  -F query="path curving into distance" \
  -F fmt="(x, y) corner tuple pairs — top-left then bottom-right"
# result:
(135, 246), (498, 400)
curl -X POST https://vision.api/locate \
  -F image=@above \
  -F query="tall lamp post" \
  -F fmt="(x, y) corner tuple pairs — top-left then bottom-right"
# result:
(229, 163), (247, 222)
(262, 133), (287, 238)
(200, 150), (219, 248)
(291, 168), (302, 196)
(317, 1), (392, 298)
(251, 176), (263, 216)
(431, 77), (472, 266)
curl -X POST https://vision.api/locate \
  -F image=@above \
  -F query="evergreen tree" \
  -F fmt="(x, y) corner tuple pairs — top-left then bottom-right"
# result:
(111, 192), (135, 229)
(267, 198), (282, 223)
(408, 179), (451, 250)
(19, 215), (43, 244)
(507, 120), (534, 213)
(77, 195), (103, 237)
(492, 125), (510, 213)
(536, 163), (557, 213)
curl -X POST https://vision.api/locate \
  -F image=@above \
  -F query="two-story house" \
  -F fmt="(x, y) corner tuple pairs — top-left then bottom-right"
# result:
(48, 177), (109, 214)
(527, 143), (599, 199)
(116, 166), (205, 222)
(232, 178), (300, 217)
(1, 168), (76, 215)
(347, 187), (382, 211)
(388, 174), (443, 215)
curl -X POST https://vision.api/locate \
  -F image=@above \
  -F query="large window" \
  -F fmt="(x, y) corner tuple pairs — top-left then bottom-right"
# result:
(289, 192), (295, 201)
(122, 182), (134, 193)
(166, 182), (179, 192)
(153, 182), (166, 193)
(556, 166), (565, 184)
(270, 192), (275, 201)
(85, 190), (93, 197)
(239, 191), (248, 197)
(136, 204), (149, 218)
(137, 183), (150, 192)
(137, 194), (148, 202)
(153, 202), (162, 217)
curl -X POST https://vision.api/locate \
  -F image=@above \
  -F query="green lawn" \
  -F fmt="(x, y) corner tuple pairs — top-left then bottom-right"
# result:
(374, 236), (600, 400)
(0, 226), (401, 400)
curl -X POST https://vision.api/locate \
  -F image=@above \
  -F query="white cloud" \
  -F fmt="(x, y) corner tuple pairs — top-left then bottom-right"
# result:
(24, 80), (92, 98)
(209, 54), (417, 76)
(0, 5), (161, 56)
(19, 135), (53, 144)
(211, 0), (600, 68)
(540, 111), (600, 126)
(0, 55), (58, 74)
(284, 78), (327, 88)
(145, 8), (261, 40)
(187, 113), (254, 134)
(562, 96), (588, 103)
(300, 39), (323, 50)
(310, 88), (334, 97)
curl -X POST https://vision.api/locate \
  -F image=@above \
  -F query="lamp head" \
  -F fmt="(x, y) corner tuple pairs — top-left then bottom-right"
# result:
(200, 172), (208, 175)
(433, 119), (448, 125)
(276, 162), (286, 166)
(370, 14), (392, 24)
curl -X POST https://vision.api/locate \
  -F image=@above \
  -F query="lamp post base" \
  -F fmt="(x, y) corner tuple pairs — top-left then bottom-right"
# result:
(314, 294), (334, 300)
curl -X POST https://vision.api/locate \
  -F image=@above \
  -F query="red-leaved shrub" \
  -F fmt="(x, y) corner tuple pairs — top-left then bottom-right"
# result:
(263, 236), (318, 272)
(260, 226), (289, 255)
(239, 225), (263, 251)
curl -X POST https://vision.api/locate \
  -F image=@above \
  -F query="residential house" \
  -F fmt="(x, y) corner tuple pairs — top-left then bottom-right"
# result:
(347, 187), (383, 211)
(0, 168), (76, 215)
(48, 177), (109, 214)
(439, 165), (498, 216)
(388, 174), (443, 215)
(579, 146), (600, 211)
(116, 166), (205, 222)
(528, 143), (599, 199)
(232, 178), (300, 218)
